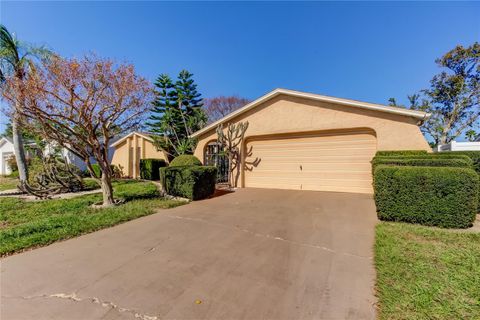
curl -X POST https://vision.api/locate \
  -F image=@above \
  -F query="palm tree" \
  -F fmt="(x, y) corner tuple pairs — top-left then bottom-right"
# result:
(0, 24), (52, 187)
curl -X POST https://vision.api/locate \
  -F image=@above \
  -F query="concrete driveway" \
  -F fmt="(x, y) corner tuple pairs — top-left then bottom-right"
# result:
(1, 188), (378, 320)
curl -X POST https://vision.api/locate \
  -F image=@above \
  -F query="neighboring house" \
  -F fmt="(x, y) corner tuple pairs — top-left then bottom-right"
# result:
(435, 141), (480, 152)
(44, 140), (116, 172)
(1, 137), (115, 174)
(192, 88), (430, 194)
(0, 137), (15, 175)
(110, 132), (168, 178)
(0, 137), (38, 175)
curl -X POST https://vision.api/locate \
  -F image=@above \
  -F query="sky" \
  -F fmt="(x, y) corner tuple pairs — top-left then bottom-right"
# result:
(1, 1), (479, 139)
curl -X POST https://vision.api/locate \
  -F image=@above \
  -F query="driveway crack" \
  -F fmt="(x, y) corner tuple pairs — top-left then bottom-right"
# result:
(3, 292), (158, 320)
(163, 215), (372, 259)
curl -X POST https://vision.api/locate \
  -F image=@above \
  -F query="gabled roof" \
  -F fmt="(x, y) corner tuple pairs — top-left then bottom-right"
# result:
(0, 136), (13, 148)
(191, 88), (431, 138)
(110, 131), (154, 147)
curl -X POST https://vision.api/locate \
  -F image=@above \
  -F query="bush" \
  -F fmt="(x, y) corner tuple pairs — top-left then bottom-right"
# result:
(91, 164), (101, 177)
(376, 150), (429, 157)
(170, 154), (202, 167)
(139, 158), (167, 180)
(90, 164), (123, 178)
(374, 165), (479, 228)
(8, 171), (19, 179)
(27, 158), (47, 184)
(5, 155), (18, 172)
(160, 165), (217, 200)
(371, 157), (473, 172)
(375, 153), (474, 165)
(435, 151), (480, 175)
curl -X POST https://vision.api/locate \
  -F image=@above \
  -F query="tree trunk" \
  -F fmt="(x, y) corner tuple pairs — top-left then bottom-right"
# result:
(12, 105), (28, 187)
(100, 169), (115, 206)
(440, 133), (449, 145)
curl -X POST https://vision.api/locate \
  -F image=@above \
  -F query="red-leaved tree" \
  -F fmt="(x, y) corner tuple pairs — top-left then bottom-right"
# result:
(204, 95), (250, 123)
(2, 55), (153, 206)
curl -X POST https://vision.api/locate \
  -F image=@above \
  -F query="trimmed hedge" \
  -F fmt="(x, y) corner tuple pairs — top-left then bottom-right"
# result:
(160, 165), (217, 200)
(376, 150), (429, 157)
(170, 155), (202, 167)
(371, 157), (473, 172)
(139, 158), (167, 180)
(374, 165), (479, 228)
(375, 154), (474, 166)
(435, 151), (480, 175)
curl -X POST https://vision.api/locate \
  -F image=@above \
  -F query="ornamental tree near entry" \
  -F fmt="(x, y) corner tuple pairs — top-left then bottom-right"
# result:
(2, 55), (153, 206)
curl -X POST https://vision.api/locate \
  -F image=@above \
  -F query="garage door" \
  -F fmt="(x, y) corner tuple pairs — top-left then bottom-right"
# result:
(244, 130), (377, 194)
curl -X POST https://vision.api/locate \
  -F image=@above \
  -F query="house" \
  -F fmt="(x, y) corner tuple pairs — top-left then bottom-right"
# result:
(110, 132), (168, 178)
(0, 137), (15, 175)
(0, 136), (115, 175)
(44, 140), (116, 172)
(435, 140), (480, 152)
(192, 88), (430, 194)
(0, 137), (39, 175)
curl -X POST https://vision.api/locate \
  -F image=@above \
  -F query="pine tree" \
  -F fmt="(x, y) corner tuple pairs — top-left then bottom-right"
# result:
(175, 70), (207, 136)
(147, 70), (206, 157)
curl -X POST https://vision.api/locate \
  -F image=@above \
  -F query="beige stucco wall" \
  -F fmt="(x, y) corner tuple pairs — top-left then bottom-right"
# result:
(194, 94), (430, 186)
(111, 134), (168, 178)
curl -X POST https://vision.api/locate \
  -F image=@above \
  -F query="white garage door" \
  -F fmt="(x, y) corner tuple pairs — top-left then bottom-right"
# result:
(244, 130), (377, 194)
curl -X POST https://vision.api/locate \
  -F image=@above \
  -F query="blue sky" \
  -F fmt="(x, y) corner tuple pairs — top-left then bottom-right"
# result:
(1, 1), (479, 138)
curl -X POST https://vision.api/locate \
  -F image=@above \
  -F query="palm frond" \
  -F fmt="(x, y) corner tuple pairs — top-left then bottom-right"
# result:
(0, 24), (20, 64)
(23, 42), (55, 62)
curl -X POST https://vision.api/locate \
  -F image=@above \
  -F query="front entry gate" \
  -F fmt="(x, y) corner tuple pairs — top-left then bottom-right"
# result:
(204, 143), (229, 183)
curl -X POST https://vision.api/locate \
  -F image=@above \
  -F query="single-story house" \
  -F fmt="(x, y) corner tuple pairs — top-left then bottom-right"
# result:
(1, 136), (115, 175)
(44, 141), (115, 172)
(435, 140), (480, 152)
(192, 88), (430, 194)
(0, 137), (15, 175)
(0, 137), (39, 175)
(110, 132), (168, 178)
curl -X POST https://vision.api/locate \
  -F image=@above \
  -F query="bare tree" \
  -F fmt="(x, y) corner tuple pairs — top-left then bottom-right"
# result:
(2, 55), (153, 206)
(204, 96), (250, 124)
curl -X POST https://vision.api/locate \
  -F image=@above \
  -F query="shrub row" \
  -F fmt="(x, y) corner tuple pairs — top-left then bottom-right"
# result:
(376, 152), (473, 163)
(139, 158), (167, 180)
(374, 165), (479, 228)
(375, 150), (428, 157)
(440, 151), (480, 175)
(371, 157), (473, 172)
(160, 165), (217, 200)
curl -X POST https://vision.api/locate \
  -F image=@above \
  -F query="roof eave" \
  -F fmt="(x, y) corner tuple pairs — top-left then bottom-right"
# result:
(190, 88), (429, 138)
(110, 132), (154, 147)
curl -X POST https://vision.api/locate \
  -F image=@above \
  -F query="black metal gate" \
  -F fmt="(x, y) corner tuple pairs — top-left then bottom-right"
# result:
(204, 143), (229, 183)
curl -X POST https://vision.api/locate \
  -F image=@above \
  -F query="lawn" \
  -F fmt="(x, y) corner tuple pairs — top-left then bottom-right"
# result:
(0, 180), (186, 256)
(375, 222), (480, 320)
(0, 176), (19, 191)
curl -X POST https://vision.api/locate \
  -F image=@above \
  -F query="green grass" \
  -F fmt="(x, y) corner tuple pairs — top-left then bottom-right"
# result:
(0, 180), (186, 256)
(375, 222), (480, 319)
(0, 176), (19, 191)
